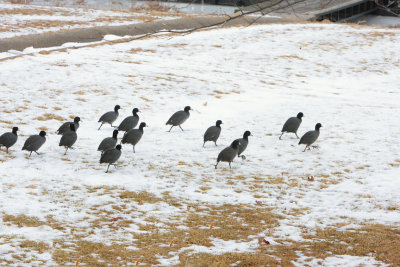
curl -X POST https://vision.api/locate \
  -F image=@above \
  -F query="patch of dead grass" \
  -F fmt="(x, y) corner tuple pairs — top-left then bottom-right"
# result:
(19, 240), (49, 253)
(387, 205), (399, 211)
(4, 189), (398, 267)
(2, 0), (33, 6)
(34, 113), (64, 121)
(140, 96), (151, 102)
(128, 48), (156, 54)
(0, 119), (13, 125)
(48, 199), (283, 265)
(279, 55), (305, 60)
(300, 224), (400, 265)
(119, 190), (161, 204)
(213, 89), (228, 95)
(2, 214), (46, 227)
(179, 224), (400, 267)
(388, 159), (400, 167)
(38, 126), (49, 131)
(73, 90), (85, 95)
(181, 252), (281, 266)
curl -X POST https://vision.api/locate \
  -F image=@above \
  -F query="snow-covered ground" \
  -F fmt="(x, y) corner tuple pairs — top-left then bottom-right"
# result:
(356, 14), (400, 27)
(0, 22), (399, 265)
(19, 0), (239, 15)
(0, 2), (183, 38)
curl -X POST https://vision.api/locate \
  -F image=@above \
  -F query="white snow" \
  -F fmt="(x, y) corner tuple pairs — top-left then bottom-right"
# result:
(357, 14), (400, 27)
(0, 22), (399, 265)
(294, 253), (389, 267)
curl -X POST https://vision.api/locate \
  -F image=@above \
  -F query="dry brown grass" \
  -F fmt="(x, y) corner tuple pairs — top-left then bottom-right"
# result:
(34, 113), (64, 121)
(387, 205), (399, 211)
(72, 90), (85, 95)
(2, 188), (399, 266)
(36, 105), (48, 109)
(53, 240), (137, 265)
(2, 214), (45, 227)
(119, 190), (161, 204)
(213, 89), (228, 95)
(388, 159), (400, 167)
(361, 31), (396, 40)
(38, 49), (67, 55)
(85, 185), (119, 194)
(19, 240), (50, 253)
(128, 48), (157, 54)
(180, 223), (400, 266)
(51, 202), (283, 265)
(140, 96), (151, 102)
(300, 224), (400, 265)
(0, 119), (13, 125)
(38, 126), (49, 131)
(181, 252), (282, 266)
(3, 0), (32, 4)
(279, 55), (305, 60)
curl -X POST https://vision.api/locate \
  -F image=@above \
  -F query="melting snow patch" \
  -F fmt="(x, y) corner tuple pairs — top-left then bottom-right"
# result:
(294, 254), (389, 267)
